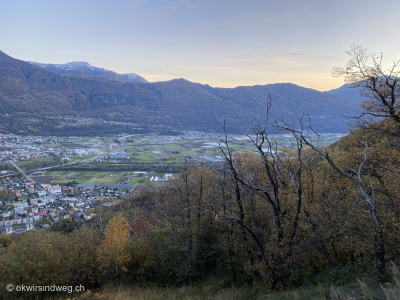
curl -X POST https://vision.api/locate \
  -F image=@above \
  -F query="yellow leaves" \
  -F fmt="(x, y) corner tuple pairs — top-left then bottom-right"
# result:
(99, 214), (131, 272)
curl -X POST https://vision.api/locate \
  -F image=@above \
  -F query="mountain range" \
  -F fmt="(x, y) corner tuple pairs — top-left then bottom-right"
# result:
(0, 50), (362, 135)
(27, 61), (148, 83)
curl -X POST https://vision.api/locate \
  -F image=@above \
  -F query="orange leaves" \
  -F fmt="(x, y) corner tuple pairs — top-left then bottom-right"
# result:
(129, 216), (153, 236)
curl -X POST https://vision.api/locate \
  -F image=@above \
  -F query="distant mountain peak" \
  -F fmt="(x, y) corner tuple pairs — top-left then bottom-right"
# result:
(28, 61), (104, 72)
(169, 78), (192, 84)
(0, 50), (360, 134)
(27, 60), (148, 83)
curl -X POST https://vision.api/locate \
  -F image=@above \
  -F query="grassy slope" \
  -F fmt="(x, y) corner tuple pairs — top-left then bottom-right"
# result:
(57, 273), (400, 300)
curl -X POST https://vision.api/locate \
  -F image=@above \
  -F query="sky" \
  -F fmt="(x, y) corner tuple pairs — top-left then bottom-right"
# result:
(1, 0), (400, 91)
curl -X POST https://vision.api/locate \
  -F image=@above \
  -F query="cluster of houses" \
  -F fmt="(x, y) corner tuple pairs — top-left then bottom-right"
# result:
(0, 133), (125, 167)
(64, 116), (139, 128)
(0, 134), (55, 162)
(0, 133), (51, 149)
(0, 132), (191, 236)
(180, 130), (219, 140)
(110, 151), (129, 160)
(0, 174), (129, 235)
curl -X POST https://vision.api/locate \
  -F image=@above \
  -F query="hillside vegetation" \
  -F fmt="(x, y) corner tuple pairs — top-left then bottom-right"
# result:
(1, 116), (399, 299)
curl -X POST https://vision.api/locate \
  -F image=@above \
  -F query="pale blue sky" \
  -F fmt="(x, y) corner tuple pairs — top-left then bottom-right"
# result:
(1, 0), (400, 90)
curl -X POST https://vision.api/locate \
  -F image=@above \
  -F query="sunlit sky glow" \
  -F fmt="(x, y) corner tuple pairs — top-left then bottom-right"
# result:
(1, 0), (400, 91)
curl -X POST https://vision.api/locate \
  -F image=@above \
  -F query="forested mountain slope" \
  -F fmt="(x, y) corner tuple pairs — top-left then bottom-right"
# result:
(0, 50), (358, 134)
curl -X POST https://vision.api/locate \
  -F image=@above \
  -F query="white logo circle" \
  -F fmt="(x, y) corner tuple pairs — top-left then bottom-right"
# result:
(6, 284), (14, 291)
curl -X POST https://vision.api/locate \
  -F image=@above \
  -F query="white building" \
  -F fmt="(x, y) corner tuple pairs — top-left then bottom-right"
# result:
(48, 185), (61, 194)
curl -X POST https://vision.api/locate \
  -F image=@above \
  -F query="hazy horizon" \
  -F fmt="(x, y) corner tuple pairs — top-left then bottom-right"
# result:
(2, 0), (400, 91)
(2, 49), (344, 91)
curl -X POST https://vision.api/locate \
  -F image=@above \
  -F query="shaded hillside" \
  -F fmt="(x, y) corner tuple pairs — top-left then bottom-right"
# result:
(325, 83), (365, 105)
(0, 50), (360, 134)
(203, 83), (360, 132)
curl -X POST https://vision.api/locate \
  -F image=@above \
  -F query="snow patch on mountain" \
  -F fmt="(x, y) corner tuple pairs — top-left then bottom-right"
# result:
(122, 73), (139, 80)
(27, 60), (148, 83)
(28, 61), (103, 72)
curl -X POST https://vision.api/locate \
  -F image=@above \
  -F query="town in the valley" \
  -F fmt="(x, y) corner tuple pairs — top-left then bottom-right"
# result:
(0, 131), (343, 235)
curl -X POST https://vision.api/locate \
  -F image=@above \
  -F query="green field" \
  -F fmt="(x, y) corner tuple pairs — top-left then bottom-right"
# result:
(15, 155), (95, 171)
(15, 133), (343, 184)
(16, 158), (54, 166)
(43, 170), (170, 191)
(123, 140), (224, 164)
(44, 171), (129, 184)
(66, 155), (96, 163)
(127, 176), (144, 185)
(86, 172), (125, 184)
(16, 158), (56, 171)
(122, 135), (344, 165)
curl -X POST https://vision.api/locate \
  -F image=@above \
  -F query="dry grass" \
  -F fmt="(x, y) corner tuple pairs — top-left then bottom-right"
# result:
(62, 283), (325, 300)
(67, 283), (258, 300)
(58, 264), (400, 300)
(327, 263), (400, 300)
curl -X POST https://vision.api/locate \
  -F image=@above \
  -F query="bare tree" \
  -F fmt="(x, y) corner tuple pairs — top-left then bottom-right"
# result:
(216, 99), (339, 288)
(276, 117), (387, 279)
(333, 44), (400, 125)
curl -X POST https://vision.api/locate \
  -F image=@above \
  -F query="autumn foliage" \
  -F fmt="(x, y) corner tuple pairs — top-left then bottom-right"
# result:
(0, 121), (399, 299)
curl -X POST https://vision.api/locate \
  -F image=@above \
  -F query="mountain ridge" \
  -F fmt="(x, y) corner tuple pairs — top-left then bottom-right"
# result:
(28, 60), (148, 83)
(325, 83), (365, 105)
(0, 50), (360, 134)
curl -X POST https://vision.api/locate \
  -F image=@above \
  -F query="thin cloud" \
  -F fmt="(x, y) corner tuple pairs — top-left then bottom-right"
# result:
(268, 53), (344, 61)
(227, 54), (257, 59)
